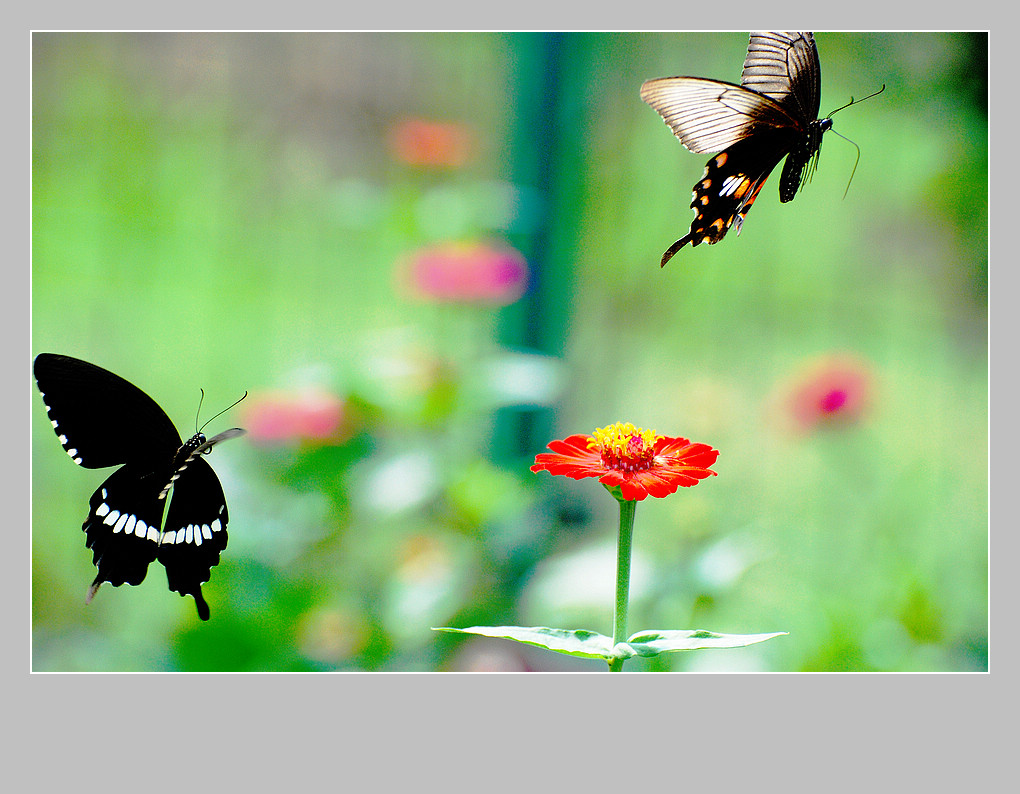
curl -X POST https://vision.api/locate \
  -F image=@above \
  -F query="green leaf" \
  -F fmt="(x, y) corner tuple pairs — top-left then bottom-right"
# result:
(433, 625), (617, 660)
(434, 626), (788, 664)
(620, 629), (788, 658)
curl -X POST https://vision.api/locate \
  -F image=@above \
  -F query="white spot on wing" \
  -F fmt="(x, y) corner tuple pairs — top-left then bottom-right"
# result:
(720, 175), (745, 197)
(202, 525), (212, 540)
(113, 513), (129, 533)
(103, 509), (121, 526)
(96, 503), (110, 517)
(124, 514), (137, 535)
(185, 525), (193, 544)
(211, 519), (222, 533)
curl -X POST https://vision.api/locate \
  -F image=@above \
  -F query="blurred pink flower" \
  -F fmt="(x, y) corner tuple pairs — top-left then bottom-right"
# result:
(389, 118), (474, 168)
(784, 355), (873, 431)
(242, 388), (348, 445)
(398, 241), (529, 306)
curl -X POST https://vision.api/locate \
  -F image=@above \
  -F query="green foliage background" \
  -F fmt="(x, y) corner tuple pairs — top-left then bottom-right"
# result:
(31, 32), (987, 672)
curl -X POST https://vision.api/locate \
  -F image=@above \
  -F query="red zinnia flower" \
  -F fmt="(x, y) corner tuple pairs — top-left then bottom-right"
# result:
(531, 422), (719, 502)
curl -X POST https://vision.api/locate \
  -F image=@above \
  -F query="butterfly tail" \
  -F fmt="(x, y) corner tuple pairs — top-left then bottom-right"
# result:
(661, 235), (694, 267)
(85, 578), (102, 605)
(159, 456), (230, 622)
(193, 590), (211, 621)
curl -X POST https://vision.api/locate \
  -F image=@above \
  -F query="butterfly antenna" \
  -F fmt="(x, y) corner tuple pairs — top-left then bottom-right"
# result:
(826, 83), (886, 119)
(194, 388), (206, 433)
(823, 85), (884, 200)
(828, 129), (862, 199)
(198, 391), (249, 433)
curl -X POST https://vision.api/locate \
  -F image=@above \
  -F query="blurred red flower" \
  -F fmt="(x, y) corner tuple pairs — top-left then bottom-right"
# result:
(398, 241), (528, 305)
(242, 388), (348, 445)
(784, 355), (873, 431)
(389, 118), (474, 168)
(531, 422), (719, 502)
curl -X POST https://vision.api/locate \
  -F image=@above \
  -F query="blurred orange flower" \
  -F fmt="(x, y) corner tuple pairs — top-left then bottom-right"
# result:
(389, 118), (474, 168)
(531, 422), (719, 502)
(398, 241), (528, 305)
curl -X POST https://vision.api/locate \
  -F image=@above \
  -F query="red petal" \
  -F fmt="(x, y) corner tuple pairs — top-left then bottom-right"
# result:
(544, 434), (594, 456)
(655, 436), (691, 454)
(634, 470), (679, 498)
(617, 478), (651, 501)
(598, 470), (626, 487)
(532, 435), (604, 481)
(677, 444), (719, 467)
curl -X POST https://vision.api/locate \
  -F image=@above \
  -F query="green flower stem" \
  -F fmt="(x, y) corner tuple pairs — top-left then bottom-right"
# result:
(608, 497), (637, 672)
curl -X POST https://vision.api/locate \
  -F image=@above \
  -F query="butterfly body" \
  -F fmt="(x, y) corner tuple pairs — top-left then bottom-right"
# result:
(34, 353), (244, 621)
(641, 32), (830, 265)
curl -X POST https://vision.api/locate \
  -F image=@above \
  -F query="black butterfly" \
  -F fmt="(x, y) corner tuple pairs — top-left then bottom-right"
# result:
(33, 353), (245, 621)
(641, 31), (832, 266)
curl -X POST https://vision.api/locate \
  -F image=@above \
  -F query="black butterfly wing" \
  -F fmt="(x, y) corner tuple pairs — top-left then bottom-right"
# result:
(82, 463), (168, 598)
(35, 353), (181, 602)
(158, 455), (231, 621)
(659, 131), (795, 262)
(34, 353), (182, 469)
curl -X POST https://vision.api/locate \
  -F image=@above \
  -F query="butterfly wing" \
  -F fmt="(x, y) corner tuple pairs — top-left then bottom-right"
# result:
(659, 130), (796, 262)
(82, 464), (167, 598)
(742, 32), (826, 202)
(641, 78), (803, 261)
(35, 353), (182, 602)
(158, 455), (231, 621)
(741, 32), (821, 124)
(639, 76), (802, 155)
(34, 353), (182, 469)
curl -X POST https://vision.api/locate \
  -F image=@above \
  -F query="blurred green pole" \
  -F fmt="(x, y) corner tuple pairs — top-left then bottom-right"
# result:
(492, 32), (585, 465)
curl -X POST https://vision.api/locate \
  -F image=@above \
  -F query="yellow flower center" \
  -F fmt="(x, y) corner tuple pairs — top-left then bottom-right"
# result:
(588, 422), (661, 471)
